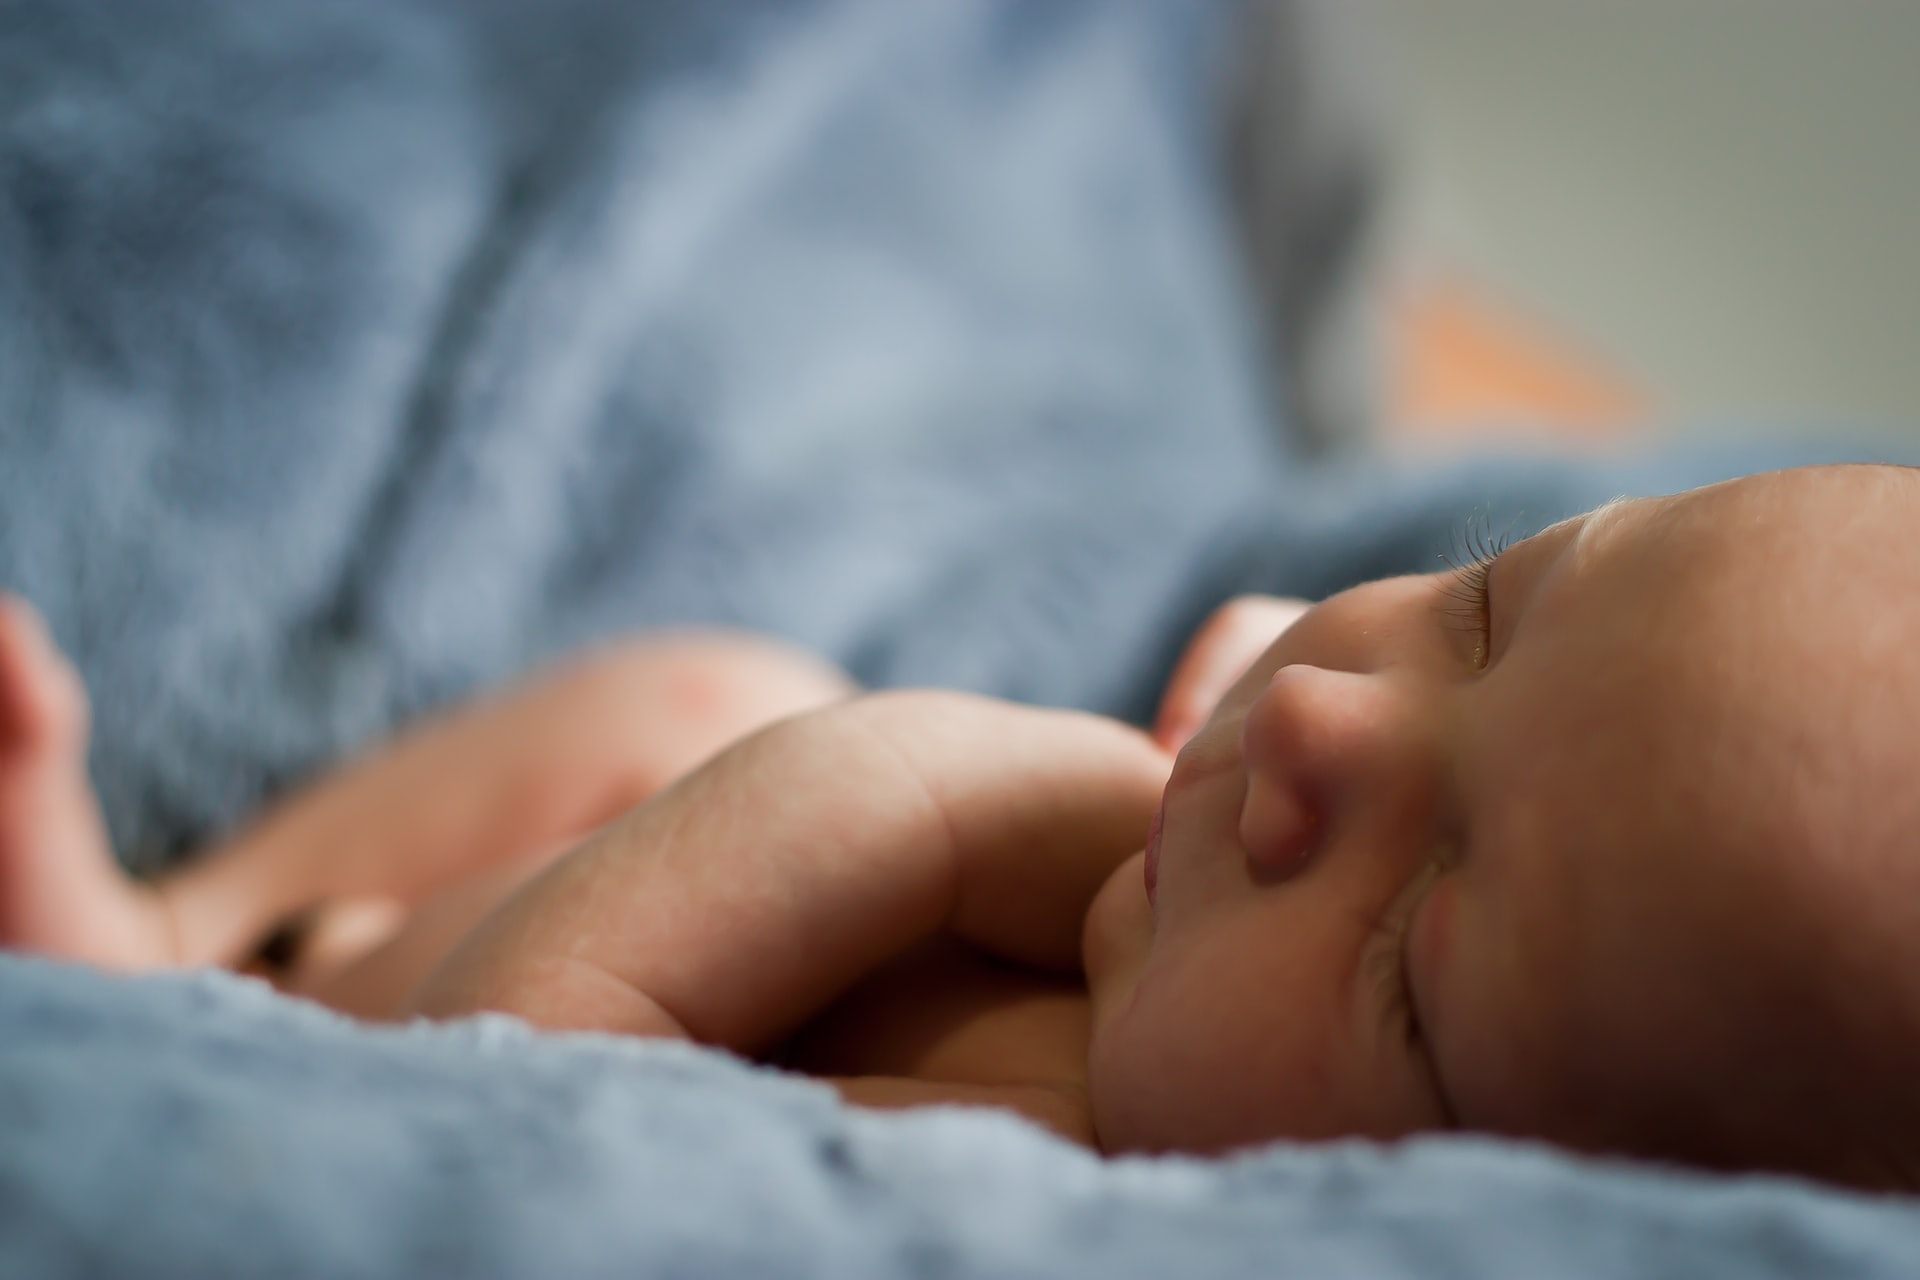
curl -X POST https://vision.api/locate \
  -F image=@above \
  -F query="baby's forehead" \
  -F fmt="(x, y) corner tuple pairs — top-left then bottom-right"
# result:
(1650, 464), (1920, 558)
(1491, 468), (1920, 921)
(1527, 466), (1920, 949)
(1560, 466), (1920, 642)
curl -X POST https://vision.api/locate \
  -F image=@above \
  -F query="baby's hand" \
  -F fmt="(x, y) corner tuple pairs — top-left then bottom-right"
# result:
(1153, 595), (1312, 750)
(411, 692), (1168, 1051)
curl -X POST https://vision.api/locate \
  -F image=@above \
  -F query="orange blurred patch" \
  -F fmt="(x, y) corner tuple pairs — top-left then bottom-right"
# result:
(1388, 275), (1646, 447)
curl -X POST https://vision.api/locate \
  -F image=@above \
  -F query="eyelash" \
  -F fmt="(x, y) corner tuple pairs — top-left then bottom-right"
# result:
(1362, 860), (1447, 1049)
(1439, 516), (1512, 666)
(1362, 914), (1422, 1047)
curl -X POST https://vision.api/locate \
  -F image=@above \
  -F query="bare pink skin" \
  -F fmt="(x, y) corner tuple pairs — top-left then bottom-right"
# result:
(1151, 596), (1312, 753)
(0, 598), (853, 1008)
(1087, 464), (1920, 1188)
(1141, 803), (1163, 908)
(1146, 594), (1313, 909)
(0, 598), (170, 968)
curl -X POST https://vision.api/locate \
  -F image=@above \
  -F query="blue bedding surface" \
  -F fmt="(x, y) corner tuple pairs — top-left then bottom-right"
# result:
(2, 1), (1917, 1274)
(7, 959), (1919, 1280)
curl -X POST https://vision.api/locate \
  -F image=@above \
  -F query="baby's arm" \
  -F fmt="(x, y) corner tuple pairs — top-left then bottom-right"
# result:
(410, 692), (1169, 1056)
(162, 632), (852, 972)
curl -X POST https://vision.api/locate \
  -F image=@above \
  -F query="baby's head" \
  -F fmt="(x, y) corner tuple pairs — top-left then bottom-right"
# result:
(1084, 463), (1920, 1188)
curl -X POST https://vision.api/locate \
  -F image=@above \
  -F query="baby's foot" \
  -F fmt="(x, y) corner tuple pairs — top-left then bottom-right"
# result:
(0, 596), (171, 968)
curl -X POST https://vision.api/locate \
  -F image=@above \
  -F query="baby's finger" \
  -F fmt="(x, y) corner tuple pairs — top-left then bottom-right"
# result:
(1153, 595), (1312, 751)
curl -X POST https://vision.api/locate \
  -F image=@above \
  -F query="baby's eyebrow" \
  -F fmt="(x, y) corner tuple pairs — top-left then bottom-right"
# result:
(1516, 498), (1633, 582)
(1575, 497), (1634, 545)
(1483, 501), (1624, 612)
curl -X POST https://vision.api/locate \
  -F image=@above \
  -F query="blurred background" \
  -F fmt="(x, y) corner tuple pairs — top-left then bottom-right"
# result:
(1366, 2), (1920, 444)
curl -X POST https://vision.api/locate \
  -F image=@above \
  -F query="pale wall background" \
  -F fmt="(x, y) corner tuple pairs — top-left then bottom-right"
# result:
(1370, 2), (1920, 436)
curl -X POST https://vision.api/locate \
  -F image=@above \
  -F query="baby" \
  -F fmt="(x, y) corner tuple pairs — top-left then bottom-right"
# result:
(6, 463), (1920, 1191)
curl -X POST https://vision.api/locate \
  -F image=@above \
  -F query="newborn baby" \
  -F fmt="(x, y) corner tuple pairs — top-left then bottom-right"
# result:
(6, 463), (1919, 1190)
(1088, 460), (1920, 1185)
(414, 462), (1920, 1189)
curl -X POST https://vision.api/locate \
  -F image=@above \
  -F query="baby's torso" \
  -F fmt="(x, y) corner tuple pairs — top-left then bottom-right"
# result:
(775, 936), (1096, 1146)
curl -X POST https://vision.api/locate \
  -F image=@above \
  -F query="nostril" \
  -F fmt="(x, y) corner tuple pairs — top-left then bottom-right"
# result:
(1239, 665), (1329, 877)
(1239, 771), (1317, 877)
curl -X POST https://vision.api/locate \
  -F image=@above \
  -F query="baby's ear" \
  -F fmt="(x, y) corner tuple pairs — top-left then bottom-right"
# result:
(1152, 595), (1311, 752)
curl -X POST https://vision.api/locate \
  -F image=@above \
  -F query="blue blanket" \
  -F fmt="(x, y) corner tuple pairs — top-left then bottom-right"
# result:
(3, 1), (1917, 1274)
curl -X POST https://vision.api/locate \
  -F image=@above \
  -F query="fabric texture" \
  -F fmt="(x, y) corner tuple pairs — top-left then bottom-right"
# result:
(2, 1), (1916, 1274)
(8, 959), (1920, 1280)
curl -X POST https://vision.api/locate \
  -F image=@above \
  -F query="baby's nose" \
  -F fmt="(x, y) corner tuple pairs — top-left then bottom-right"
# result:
(1239, 664), (1414, 875)
(1240, 755), (1317, 877)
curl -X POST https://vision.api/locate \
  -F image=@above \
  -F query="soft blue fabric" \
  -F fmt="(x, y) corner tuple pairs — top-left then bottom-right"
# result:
(2, 2), (1917, 1275)
(6, 959), (1920, 1280)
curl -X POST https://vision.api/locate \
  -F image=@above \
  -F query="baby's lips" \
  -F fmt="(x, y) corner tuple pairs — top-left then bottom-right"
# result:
(1238, 773), (1317, 878)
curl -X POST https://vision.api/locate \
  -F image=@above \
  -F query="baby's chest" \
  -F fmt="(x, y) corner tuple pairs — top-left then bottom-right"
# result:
(777, 936), (1092, 1104)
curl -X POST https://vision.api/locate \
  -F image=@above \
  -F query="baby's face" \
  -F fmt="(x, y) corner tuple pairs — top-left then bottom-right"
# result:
(1084, 464), (1920, 1183)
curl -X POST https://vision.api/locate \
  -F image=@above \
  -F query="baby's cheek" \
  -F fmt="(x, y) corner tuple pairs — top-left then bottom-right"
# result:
(1406, 875), (1465, 1093)
(1408, 875), (1455, 999)
(1407, 873), (1525, 1133)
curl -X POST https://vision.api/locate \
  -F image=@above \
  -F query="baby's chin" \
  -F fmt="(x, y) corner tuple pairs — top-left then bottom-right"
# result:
(1080, 957), (1278, 1158)
(1079, 854), (1150, 1123)
(1081, 851), (1151, 999)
